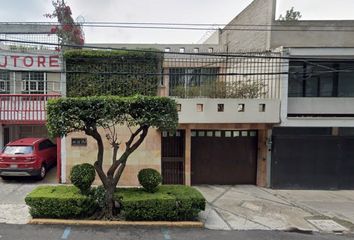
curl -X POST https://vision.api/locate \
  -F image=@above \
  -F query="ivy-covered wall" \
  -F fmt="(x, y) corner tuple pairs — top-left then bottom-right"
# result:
(64, 49), (163, 97)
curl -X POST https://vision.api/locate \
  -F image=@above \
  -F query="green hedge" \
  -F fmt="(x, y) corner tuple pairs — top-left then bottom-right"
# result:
(25, 186), (97, 219)
(115, 185), (205, 221)
(25, 185), (206, 221)
(64, 49), (163, 97)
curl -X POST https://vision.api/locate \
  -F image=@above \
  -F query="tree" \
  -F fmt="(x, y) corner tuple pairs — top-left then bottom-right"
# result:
(47, 96), (178, 219)
(45, 0), (85, 47)
(278, 7), (302, 21)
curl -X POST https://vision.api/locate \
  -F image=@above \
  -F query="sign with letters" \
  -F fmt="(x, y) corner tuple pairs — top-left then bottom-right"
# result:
(0, 51), (62, 71)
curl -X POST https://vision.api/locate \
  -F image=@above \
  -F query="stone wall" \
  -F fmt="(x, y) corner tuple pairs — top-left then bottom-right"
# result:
(65, 126), (161, 186)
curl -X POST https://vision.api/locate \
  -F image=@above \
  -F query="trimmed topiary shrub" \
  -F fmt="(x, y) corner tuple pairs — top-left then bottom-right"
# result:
(115, 185), (206, 221)
(25, 186), (97, 219)
(70, 163), (96, 195)
(137, 168), (162, 193)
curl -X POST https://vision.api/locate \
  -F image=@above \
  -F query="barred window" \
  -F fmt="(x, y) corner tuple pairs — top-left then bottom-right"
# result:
(169, 68), (219, 97)
(0, 70), (10, 93)
(21, 72), (46, 94)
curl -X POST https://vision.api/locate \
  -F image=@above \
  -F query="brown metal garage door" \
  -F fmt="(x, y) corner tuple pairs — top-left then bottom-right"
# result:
(191, 130), (258, 185)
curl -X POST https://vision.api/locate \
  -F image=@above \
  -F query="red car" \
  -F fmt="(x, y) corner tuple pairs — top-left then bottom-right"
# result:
(0, 138), (57, 180)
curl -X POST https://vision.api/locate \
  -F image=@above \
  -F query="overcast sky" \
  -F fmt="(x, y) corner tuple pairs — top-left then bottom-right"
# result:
(1, 0), (354, 43)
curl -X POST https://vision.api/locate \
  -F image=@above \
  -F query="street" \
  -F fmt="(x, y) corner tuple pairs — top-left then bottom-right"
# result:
(0, 224), (353, 240)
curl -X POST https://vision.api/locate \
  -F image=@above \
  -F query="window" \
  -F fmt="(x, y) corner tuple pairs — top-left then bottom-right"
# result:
(169, 68), (219, 97)
(179, 47), (185, 53)
(196, 103), (204, 112)
(259, 104), (266, 112)
(237, 104), (245, 112)
(208, 47), (214, 53)
(217, 104), (224, 112)
(176, 104), (182, 112)
(288, 61), (354, 97)
(0, 70), (10, 93)
(241, 131), (248, 137)
(164, 47), (171, 52)
(198, 131), (205, 137)
(39, 140), (55, 150)
(22, 72), (46, 94)
(3, 146), (33, 154)
(193, 48), (199, 53)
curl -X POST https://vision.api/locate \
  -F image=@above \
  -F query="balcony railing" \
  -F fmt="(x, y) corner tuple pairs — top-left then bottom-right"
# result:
(0, 94), (61, 124)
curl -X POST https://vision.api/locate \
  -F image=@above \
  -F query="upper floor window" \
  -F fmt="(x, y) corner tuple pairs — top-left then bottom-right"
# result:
(0, 70), (10, 93)
(288, 61), (354, 97)
(22, 72), (46, 94)
(169, 68), (219, 97)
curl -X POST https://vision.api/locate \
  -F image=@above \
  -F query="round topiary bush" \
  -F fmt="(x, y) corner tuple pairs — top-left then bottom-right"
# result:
(138, 168), (162, 193)
(70, 163), (96, 195)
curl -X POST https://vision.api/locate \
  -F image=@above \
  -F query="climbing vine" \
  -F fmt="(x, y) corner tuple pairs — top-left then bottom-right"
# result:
(64, 49), (163, 97)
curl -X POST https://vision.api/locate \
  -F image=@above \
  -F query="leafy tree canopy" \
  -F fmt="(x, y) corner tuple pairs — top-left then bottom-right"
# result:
(278, 7), (302, 21)
(46, 95), (178, 138)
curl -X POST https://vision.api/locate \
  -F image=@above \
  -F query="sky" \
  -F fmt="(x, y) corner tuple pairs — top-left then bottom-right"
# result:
(0, 0), (354, 44)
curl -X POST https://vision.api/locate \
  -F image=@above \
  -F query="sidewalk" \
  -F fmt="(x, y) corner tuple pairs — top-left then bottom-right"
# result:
(0, 167), (57, 224)
(196, 185), (354, 233)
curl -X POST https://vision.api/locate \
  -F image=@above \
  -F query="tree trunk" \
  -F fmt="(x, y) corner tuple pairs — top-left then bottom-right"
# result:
(103, 185), (115, 220)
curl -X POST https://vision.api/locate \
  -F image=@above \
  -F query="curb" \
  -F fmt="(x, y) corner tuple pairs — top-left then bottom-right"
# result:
(29, 219), (204, 228)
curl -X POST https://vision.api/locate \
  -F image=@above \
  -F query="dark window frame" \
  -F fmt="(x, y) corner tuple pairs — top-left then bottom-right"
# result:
(288, 60), (354, 98)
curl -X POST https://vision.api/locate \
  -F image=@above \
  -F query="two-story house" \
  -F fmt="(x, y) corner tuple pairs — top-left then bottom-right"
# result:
(216, 0), (354, 189)
(0, 24), (63, 180)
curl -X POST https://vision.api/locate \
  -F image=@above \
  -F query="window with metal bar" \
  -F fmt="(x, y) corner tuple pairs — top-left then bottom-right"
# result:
(21, 72), (46, 94)
(288, 61), (354, 97)
(0, 70), (10, 93)
(168, 67), (219, 98)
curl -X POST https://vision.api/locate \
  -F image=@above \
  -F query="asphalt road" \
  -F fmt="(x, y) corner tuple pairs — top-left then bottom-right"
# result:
(0, 224), (353, 240)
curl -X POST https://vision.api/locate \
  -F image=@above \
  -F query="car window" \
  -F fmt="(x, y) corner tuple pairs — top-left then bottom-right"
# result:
(39, 140), (55, 151)
(3, 146), (33, 155)
(46, 140), (55, 148)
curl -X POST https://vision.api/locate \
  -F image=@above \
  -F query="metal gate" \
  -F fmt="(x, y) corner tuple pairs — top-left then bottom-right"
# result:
(161, 130), (185, 184)
(191, 130), (258, 185)
(271, 135), (354, 189)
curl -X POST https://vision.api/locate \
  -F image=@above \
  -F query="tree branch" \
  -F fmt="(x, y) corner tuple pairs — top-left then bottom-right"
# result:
(108, 125), (149, 180)
(84, 127), (108, 187)
(128, 125), (149, 153)
(126, 125), (145, 148)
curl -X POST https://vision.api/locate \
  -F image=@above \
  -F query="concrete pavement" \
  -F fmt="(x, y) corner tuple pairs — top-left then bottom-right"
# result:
(1, 178), (354, 235)
(196, 185), (354, 233)
(0, 167), (57, 224)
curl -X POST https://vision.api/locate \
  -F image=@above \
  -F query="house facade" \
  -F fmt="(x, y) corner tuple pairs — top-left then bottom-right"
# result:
(0, 24), (63, 180)
(1, 0), (354, 189)
(215, 0), (354, 189)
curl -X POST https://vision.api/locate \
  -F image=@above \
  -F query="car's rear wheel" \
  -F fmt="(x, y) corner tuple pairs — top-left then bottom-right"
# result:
(37, 164), (46, 180)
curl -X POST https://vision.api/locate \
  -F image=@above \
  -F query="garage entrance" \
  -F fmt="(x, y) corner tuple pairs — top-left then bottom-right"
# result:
(191, 130), (258, 185)
(271, 127), (354, 189)
(1, 124), (59, 184)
